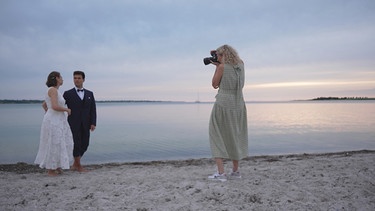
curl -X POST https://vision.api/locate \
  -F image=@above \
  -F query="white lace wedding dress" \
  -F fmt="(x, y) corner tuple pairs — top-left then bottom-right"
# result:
(35, 88), (73, 169)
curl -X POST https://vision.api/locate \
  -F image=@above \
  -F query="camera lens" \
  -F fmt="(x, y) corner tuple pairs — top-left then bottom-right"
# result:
(203, 57), (212, 65)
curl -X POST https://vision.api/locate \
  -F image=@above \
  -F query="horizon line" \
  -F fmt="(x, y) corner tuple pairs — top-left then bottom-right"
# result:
(1, 97), (375, 104)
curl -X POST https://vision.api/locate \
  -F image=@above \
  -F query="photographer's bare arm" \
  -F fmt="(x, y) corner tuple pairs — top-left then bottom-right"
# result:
(212, 63), (224, 89)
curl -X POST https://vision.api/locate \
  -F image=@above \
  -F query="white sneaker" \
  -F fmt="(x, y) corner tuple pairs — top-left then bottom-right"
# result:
(208, 172), (227, 182)
(230, 171), (241, 179)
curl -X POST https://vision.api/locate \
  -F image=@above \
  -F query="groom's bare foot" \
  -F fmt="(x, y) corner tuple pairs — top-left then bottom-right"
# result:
(71, 165), (88, 172)
(77, 166), (89, 172)
(71, 164), (80, 171)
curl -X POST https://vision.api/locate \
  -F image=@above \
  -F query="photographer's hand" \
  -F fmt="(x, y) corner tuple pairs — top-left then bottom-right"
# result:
(211, 61), (220, 66)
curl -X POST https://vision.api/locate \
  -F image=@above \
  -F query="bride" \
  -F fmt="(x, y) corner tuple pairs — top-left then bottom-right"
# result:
(34, 71), (74, 176)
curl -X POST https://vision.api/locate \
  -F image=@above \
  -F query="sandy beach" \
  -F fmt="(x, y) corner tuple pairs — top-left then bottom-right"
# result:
(0, 150), (374, 210)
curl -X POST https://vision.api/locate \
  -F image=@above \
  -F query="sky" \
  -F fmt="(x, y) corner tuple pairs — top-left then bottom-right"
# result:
(1, 0), (374, 102)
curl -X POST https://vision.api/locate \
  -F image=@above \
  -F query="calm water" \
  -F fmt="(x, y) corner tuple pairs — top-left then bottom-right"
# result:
(0, 101), (374, 164)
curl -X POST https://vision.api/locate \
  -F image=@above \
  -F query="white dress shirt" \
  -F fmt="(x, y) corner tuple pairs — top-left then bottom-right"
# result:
(75, 87), (84, 100)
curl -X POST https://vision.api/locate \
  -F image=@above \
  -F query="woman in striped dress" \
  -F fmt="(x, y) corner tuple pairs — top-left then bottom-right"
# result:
(207, 44), (248, 181)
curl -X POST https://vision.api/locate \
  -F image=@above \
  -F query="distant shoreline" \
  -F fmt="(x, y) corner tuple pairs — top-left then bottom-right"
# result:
(309, 97), (375, 100)
(0, 99), (184, 104)
(0, 97), (374, 104)
(1, 149), (373, 173)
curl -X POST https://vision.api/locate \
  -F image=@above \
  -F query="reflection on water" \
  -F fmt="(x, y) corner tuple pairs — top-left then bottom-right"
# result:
(248, 101), (375, 155)
(250, 102), (371, 133)
(0, 101), (374, 164)
(90, 103), (212, 163)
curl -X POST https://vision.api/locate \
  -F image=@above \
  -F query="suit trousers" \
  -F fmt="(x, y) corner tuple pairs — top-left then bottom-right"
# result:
(72, 123), (90, 157)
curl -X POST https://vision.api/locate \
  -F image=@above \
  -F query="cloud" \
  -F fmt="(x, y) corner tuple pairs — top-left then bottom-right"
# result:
(249, 80), (375, 89)
(1, 0), (375, 101)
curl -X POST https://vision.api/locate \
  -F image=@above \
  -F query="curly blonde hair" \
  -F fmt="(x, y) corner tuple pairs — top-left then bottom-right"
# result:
(216, 44), (242, 65)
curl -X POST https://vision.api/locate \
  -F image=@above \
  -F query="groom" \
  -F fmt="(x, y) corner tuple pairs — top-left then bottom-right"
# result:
(63, 70), (97, 172)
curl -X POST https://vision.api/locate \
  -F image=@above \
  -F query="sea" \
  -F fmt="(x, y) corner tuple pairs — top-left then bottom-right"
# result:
(0, 101), (374, 164)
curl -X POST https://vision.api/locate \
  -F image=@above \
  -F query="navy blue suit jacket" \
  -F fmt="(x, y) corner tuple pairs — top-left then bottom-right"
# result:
(63, 88), (97, 132)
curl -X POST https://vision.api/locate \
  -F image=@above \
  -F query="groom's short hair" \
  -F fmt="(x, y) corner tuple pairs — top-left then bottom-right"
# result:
(74, 70), (85, 79)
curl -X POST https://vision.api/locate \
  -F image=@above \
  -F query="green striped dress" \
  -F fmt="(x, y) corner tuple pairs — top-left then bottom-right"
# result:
(209, 63), (248, 160)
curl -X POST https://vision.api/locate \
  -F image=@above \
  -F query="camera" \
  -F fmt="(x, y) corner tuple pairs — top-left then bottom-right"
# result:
(203, 51), (219, 65)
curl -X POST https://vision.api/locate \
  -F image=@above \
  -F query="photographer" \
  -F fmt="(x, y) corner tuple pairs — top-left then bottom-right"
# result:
(206, 44), (248, 181)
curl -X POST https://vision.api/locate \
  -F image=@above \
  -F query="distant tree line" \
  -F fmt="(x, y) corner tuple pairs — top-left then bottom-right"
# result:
(0, 99), (43, 104)
(312, 97), (375, 100)
(96, 100), (166, 103)
(0, 99), (171, 104)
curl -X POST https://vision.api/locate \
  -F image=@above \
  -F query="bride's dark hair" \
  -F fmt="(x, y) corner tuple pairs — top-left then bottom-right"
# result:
(46, 71), (61, 87)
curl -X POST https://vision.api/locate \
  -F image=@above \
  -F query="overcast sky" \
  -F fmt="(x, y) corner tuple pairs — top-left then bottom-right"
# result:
(1, 0), (374, 102)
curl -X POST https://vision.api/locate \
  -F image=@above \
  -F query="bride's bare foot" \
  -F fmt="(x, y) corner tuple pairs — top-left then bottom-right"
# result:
(56, 168), (63, 174)
(47, 170), (59, 176)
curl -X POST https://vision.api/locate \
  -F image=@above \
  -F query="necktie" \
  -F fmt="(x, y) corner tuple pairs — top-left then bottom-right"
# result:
(77, 89), (84, 92)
